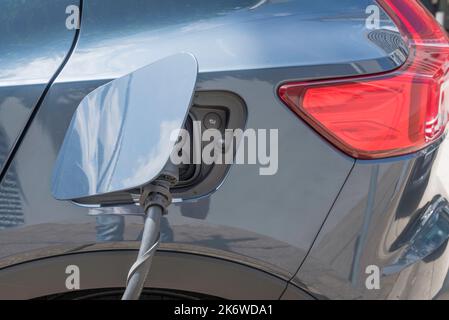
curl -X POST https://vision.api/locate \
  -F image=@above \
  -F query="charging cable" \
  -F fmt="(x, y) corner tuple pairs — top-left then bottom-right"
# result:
(121, 162), (178, 300)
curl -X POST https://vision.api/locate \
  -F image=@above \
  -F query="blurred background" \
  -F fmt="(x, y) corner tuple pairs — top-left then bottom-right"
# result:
(421, 0), (449, 30)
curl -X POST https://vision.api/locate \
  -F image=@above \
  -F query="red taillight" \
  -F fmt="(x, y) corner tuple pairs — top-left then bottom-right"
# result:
(278, 0), (449, 159)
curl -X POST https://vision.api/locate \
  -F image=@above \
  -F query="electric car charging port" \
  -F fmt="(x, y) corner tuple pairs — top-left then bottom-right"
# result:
(172, 91), (246, 200)
(71, 91), (246, 207)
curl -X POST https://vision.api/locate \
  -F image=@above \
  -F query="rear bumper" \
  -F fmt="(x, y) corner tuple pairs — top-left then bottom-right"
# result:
(294, 135), (449, 299)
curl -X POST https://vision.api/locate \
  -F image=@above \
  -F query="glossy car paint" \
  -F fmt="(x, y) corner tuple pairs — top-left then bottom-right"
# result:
(294, 136), (449, 299)
(0, 0), (447, 299)
(0, 0), (79, 229)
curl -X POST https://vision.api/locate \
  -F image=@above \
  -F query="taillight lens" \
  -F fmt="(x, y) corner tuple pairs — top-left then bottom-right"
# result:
(278, 0), (449, 159)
